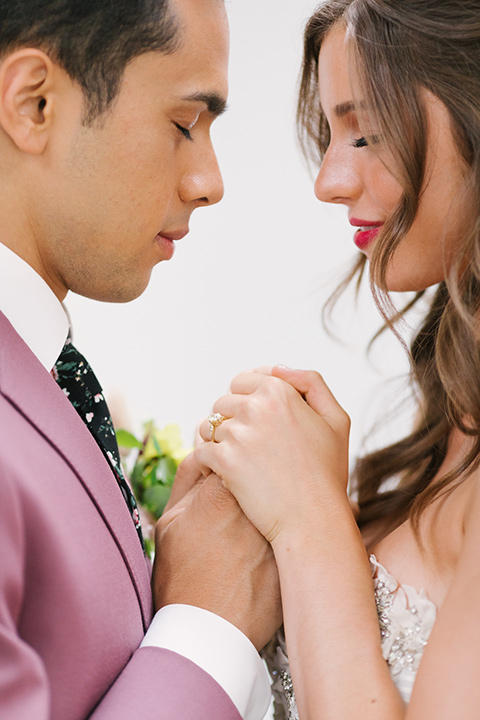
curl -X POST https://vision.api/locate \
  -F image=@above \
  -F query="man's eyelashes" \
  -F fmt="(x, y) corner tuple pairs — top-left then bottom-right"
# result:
(174, 123), (193, 141)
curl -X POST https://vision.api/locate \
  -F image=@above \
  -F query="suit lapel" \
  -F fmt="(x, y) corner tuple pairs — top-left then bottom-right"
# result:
(0, 311), (152, 629)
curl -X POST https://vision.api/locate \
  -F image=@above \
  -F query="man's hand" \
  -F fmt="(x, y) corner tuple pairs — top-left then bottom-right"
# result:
(152, 473), (282, 651)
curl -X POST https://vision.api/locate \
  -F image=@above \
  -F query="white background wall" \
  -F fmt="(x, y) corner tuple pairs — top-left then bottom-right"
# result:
(66, 0), (414, 463)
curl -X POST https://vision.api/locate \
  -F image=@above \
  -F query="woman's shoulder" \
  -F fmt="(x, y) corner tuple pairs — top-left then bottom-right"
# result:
(368, 470), (474, 609)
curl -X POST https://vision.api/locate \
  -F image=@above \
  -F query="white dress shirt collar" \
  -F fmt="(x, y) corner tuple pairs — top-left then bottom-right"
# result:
(0, 242), (69, 371)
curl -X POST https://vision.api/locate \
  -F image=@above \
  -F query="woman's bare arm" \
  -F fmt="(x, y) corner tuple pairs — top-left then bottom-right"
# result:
(273, 499), (405, 720)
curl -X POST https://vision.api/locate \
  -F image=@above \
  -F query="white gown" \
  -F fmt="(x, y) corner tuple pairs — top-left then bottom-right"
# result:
(262, 555), (438, 719)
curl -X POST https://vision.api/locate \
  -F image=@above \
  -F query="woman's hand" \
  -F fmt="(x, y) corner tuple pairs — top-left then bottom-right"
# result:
(194, 365), (351, 545)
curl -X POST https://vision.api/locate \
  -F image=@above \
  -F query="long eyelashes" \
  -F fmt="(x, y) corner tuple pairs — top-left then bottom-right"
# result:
(352, 135), (380, 148)
(353, 136), (368, 148)
(174, 123), (194, 141)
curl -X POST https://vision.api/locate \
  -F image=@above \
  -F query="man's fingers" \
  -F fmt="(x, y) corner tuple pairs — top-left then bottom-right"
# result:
(198, 473), (236, 508)
(161, 483), (200, 525)
(164, 452), (204, 510)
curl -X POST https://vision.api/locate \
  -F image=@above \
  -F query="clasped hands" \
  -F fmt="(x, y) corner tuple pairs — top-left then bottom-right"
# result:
(152, 365), (350, 650)
(195, 365), (351, 543)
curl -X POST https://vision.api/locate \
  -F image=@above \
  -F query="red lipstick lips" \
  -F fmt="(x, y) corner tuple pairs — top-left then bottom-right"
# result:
(350, 219), (383, 251)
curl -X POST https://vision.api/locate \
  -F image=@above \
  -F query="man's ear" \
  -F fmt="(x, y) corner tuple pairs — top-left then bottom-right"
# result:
(0, 49), (56, 154)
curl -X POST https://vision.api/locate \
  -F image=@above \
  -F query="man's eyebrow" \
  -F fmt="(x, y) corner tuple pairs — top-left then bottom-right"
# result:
(181, 92), (228, 117)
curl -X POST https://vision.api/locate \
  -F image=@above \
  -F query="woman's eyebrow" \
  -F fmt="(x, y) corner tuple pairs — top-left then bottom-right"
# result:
(334, 101), (356, 118)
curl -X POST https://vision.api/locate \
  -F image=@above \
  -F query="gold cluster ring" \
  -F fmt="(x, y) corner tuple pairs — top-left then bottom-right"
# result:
(208, 413), (226, 443)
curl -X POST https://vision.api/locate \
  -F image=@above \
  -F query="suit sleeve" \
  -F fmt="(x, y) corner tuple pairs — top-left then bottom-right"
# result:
(0, 461), (245, 720)
(0, 459), (51, 718)
(92, 646), (243, 719)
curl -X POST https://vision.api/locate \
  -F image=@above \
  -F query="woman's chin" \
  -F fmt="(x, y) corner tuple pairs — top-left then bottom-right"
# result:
(382, 267), (443, 294)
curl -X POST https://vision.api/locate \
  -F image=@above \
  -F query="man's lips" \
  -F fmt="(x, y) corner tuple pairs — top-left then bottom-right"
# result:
(154, 229), (189, 261)
(157, 229), (189, 242)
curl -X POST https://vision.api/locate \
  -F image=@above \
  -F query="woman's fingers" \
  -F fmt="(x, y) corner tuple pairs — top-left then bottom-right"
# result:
(197, 367), (348, 449)
(192, 365), (351, 542)
(193, 440), (223, 483)
(272, 365), (350, 434)
(245, 365), (274, 377)
(198, 406), (230, 445)
(231, 367), (347, 433)
(230, 369), (274, 394)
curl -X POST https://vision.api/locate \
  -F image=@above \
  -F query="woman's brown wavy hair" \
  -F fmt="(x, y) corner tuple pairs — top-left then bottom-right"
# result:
(298, 0), (480, 535)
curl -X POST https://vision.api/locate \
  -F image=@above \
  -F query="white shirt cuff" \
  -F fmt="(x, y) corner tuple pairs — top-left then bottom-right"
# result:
(141, 604), (271, 720)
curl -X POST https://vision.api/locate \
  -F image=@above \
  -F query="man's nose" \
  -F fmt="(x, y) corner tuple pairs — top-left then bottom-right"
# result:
(180, 145), (224, 207)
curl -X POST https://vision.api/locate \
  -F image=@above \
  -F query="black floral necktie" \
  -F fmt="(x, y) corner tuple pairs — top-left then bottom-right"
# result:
(53, 338), (145, 551)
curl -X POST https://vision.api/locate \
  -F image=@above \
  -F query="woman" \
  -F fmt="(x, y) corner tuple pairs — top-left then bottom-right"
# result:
(195, 1), (480, 718)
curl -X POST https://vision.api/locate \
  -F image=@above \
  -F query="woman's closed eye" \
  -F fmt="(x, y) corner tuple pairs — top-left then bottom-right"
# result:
(352, 134), (380, 148)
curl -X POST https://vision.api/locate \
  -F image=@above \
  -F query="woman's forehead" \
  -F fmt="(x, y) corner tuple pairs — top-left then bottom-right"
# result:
(317, 26), (353, 115)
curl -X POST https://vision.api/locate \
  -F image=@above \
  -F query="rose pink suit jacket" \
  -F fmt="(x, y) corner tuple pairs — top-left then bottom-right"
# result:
(0, 311), (241, 720)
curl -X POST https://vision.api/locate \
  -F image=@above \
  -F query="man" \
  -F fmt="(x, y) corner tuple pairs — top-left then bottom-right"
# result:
(0, 0), (281, 718)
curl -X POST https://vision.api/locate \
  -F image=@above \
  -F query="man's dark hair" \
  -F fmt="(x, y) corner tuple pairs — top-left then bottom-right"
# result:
(0, 0), (180, 123)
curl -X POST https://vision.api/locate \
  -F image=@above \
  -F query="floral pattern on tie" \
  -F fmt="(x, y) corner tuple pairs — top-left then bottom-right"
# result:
(54, 337), (145, 551)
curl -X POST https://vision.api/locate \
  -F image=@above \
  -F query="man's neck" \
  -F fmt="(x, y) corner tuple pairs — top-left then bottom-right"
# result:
(0, 242), (69, 370)
(0, 235), (68, 302)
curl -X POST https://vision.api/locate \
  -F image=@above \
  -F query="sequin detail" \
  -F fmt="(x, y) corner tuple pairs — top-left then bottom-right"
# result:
(371, 555), (437, 692)
(280, 671), (299, 720)
(261, 630), (296, 720)
(263, 556), (438, 718)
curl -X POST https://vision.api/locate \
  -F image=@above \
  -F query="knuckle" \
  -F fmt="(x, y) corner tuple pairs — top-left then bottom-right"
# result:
(268, 375), (287, 392)
(306, 369), (323, 384)
(204, 472), (235, 504)
(239, 395), (257, 422)
(192, 445), (203, 464)
(230, 372), (245, 392)
(213, 394), (229, 414)
(234, 395), (248, 417)
(154, 513), (169, 540)
(198, 421), (209, 442)
(217, 445), (236, 477)
(260, 377), (286, 407)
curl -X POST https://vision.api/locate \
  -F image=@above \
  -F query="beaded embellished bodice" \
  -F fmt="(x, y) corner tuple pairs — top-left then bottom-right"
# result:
(263, 555), (438, 719)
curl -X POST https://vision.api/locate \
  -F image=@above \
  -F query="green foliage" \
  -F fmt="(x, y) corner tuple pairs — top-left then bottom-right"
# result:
(117, 422), (191, 520)
(116, 429), (142, 449)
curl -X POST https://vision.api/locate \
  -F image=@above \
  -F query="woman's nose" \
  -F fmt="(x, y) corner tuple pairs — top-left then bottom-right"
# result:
(314, 145), (361, 206)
